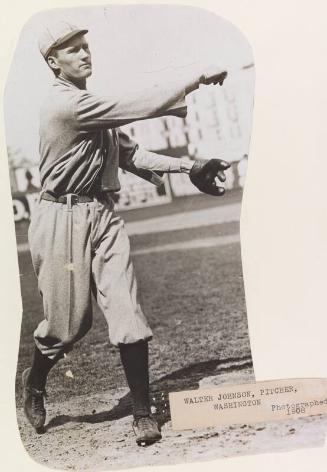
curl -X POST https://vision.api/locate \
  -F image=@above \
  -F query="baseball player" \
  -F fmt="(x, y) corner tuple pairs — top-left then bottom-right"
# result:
(22, 21), (230, 446)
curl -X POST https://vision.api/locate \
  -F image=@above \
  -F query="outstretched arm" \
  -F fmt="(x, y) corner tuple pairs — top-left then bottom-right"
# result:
(75, 66), (227, 130)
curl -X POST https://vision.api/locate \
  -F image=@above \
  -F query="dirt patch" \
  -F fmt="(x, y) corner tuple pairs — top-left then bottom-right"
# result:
(17, 369), (327, 470)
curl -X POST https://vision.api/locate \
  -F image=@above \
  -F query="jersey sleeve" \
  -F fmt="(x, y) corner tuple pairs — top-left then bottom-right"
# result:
(118, 128), (194, 173)
(75, 81), (188, 130)
(117, 128), (138, 168)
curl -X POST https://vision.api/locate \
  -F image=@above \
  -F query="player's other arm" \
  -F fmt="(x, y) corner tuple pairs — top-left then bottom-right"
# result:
(75, 65), (227, 130)
(118, 128), (193, 175)
(128, 148), (194, 174)
(118, 128), (231, 195)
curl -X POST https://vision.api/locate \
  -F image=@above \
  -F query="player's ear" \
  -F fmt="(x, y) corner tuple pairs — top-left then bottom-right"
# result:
(47, 51), (60, 74)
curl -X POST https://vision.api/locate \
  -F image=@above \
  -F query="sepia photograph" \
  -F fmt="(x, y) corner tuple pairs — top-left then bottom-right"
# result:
(4, 4), (326, 470)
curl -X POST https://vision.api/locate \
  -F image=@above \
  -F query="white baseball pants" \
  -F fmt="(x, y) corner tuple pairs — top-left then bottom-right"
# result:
(28, 195), (153, 360)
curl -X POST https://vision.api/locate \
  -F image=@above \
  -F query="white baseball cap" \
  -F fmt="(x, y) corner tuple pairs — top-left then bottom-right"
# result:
(38, 21), (88, 58)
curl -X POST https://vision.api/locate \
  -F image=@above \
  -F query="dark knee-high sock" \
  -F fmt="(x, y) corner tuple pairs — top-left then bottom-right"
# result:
(119, 340), (151, 419)
(27, 346), (57, 391)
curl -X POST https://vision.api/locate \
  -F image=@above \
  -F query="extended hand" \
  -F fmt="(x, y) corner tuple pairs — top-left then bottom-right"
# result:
(200, 65), (228, 86)
(189, 159), (231, 196)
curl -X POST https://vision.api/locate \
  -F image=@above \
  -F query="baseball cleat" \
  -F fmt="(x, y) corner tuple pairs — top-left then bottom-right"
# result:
(22, 368), (47, 433)
(132, 415), (162, 446)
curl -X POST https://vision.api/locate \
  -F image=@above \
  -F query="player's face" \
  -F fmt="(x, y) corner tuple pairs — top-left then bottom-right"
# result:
(48, 34), (92, 81)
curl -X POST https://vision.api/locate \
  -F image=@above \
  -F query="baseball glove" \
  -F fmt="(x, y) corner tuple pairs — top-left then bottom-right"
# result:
(189, 159), (231, 196)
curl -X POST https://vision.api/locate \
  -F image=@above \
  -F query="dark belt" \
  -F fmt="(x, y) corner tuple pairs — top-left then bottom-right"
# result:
(41, 191), (110, 204)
